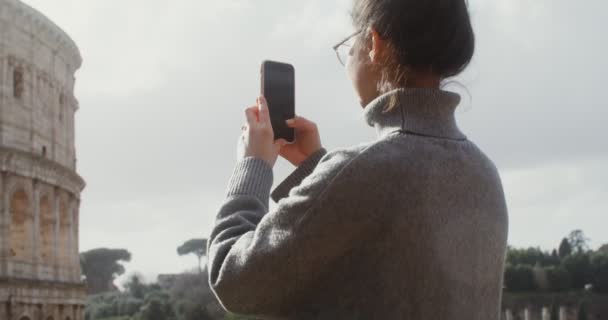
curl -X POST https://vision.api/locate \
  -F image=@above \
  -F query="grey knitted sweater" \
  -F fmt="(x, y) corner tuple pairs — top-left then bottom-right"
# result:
(206, 87), (509, 320)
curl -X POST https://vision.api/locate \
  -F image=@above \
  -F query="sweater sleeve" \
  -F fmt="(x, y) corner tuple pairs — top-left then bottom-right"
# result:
(270, 147), (328, 203)
(206, 145), (377, 317)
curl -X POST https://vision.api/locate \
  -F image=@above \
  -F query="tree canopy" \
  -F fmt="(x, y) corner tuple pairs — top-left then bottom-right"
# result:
(504, 230), (607, 293)
(559, 238), (572, 258)
(177, 238), (208, 273)
(80, 248), (132, 295)
(568, 230), (591, 254)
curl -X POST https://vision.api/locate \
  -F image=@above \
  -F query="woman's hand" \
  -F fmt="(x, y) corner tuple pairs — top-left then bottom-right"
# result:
(279, 116), (323, 166)
(237, 96), (288, 168)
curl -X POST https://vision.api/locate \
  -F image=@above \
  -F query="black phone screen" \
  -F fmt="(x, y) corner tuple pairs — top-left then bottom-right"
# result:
(261, 60), (295, 143)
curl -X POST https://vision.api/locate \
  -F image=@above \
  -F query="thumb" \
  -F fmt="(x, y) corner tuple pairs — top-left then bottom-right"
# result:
(286, 116), (316, 131)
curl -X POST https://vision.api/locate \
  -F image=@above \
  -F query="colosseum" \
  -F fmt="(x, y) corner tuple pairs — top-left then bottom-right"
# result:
(0, 0), (86, 319)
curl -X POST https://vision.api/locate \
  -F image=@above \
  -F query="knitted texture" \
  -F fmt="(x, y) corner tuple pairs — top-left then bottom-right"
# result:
(207, 87), (509, 320)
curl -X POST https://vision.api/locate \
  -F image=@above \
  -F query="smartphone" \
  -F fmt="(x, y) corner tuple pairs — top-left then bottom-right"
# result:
(261, 60), (295, 144)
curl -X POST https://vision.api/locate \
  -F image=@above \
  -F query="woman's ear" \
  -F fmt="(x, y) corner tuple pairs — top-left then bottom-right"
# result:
(369, 28), (385, 64)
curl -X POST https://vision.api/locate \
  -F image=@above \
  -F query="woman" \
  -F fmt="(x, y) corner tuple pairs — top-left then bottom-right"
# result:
(206, 0), (509, 319)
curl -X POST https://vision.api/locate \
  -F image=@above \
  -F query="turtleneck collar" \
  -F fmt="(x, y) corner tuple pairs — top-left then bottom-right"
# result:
(362, 87), (467, 141)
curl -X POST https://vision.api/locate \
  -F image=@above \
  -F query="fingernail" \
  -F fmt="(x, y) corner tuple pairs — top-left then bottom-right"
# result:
(286, 119), (295, 124)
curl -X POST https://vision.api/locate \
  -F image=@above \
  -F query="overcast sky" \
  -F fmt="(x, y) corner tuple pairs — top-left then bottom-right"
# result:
(21, 0), (607, 285)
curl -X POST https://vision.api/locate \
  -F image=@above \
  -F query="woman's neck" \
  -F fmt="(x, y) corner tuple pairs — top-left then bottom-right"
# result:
(405, 70), (441, 88)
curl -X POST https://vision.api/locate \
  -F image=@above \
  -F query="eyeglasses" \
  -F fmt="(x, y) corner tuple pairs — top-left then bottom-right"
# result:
(333, 29), (363, 66)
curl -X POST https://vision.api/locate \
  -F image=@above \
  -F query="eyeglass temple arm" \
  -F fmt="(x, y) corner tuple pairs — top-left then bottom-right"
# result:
(332, 29), (363, 51)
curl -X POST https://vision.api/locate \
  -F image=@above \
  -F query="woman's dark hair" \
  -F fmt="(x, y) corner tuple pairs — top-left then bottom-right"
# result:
(351, 0), (475, 110)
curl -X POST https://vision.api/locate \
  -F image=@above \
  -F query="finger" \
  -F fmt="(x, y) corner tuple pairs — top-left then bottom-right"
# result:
(276, 138), (288, 146)
(244, 106), (258, 126)
(257, 96), (271, 123)
(246, 105), (259, 116)
(274, 138), (288, 151)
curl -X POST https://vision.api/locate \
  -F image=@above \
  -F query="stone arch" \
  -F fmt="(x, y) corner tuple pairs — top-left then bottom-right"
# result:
(6, 177), (33, 204)
(46, 317), (54, 320)
(39, 193), (56, 265)
(13, 66), (25, 98)
(58, 192), (71, 267)
(19, 317), (31, 320)
(10, 188), (34, 262)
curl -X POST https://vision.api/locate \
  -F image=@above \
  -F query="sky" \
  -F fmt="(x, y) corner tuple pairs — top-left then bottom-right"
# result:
(19, 0), (607, 285)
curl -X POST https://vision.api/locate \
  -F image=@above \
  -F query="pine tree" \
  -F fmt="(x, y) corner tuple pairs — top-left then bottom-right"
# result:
(559, 238), (572, 258)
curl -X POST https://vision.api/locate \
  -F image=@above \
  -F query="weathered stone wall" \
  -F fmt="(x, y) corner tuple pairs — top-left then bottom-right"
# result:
(0, 170), (82, 282)
(0, 0), (82, 170)
(0, 278), (86, 320)
(0, 0), (86, 319)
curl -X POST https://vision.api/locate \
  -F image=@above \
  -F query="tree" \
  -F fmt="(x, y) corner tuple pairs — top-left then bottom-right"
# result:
(562, 252), (592, 290)
(137, 291), (176, 320)
(177, 238), (208, 273)
(85, 291), (142, 320)
(124, 272), (147, 299)
(506, 246), (559, 267)
(80, 248), (132, 294)
(548, 249), (561, 266)
(568, 230), (590, 254)
(169, 270), (220, 320)
(559, 238), (572, 259)
(180, 303), (214, 320)
(590, 252), (608, 293)
(504, 264), (537, 291)
(597, 243), (608, 256)
(544, 266), (571, 291)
